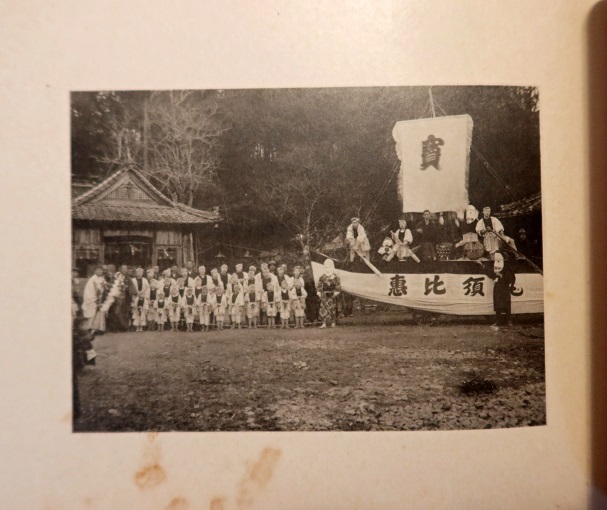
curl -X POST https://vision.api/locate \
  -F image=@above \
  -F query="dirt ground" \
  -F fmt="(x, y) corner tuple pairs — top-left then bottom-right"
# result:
(74, 313), (545, 432)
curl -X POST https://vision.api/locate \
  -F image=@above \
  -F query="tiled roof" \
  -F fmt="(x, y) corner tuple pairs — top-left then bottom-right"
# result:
(72, 167), (220, 225)
(72, 203), (217, 224)
(495, 192), (541, 218)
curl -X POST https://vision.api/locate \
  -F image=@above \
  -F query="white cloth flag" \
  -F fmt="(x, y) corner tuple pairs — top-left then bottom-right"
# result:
(392, 114), (473, 213)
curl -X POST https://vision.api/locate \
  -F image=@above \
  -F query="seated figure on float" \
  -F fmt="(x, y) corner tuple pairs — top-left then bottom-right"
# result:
(383, 216), (420, 263)
(476, 206), (517, 258)
(455, 204), (485, 260)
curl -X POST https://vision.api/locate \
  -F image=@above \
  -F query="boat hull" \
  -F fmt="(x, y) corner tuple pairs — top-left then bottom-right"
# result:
(310, 255), (543, 316)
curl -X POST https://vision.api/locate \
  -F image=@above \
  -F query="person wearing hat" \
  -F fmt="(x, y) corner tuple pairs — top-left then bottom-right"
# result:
(476, 206), (516, 257)
(232, 263), (246, 285)
(346, 217), (371, 262)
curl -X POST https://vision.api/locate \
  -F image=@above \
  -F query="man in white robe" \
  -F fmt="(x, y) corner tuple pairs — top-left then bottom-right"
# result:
(476, 206), (517, 256)
(346, 217), (371, 262)
(82, 266), (106, 331)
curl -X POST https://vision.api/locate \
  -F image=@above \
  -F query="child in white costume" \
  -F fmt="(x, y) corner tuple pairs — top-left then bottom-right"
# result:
(155, 292), (167, 331)
(197, 286), (213, 331)
(228, 278), (244, 328)
(290, 280), (308, 328)
(215, 287), (228, 330)
(182, 287), (197, 332)
(226, 275), (248, 328)
(244, 283), (261, 328)
(147, 279), (158, 331)
(279, 280), (291, 328)
(168, 287), (181, 331)
(262, 283), (280, 328)
(132, 291), (148, 331)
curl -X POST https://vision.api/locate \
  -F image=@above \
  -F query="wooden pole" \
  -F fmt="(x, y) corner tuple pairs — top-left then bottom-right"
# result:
(429, 87), (436, 117)
(143, 96), (149, 172)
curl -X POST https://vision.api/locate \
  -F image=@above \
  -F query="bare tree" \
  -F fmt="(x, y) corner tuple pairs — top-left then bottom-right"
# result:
(98, 90), (227, 207)
(143, 91), (228, 206)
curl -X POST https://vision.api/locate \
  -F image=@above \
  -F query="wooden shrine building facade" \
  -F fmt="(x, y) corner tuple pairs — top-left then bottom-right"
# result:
(72, 168), (221, 276)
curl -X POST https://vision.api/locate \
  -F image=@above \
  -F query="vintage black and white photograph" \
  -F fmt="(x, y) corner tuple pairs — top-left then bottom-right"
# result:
(71, 86), (544, 432)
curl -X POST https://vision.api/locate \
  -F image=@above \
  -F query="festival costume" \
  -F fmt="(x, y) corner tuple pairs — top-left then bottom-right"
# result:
(219, 272), (230, 289)
(228, 287), (244, 324)
(194, 274), (211, 289)
(130, 277), (150, 298)
(244, 290), (262, 320)
(476, 216), (517, 256)
(215, 294), (228, 324)
(169, 295), (181, 323)
(155, 298), (167, 324)
(290, 287), (308, 318)
(262, 289), (279, 317)
(279, 289), (292, 320)
(182, 275), (196, 289)
(390, 228), (418, 261)
(346, 223), (371, 260)
(318, 273), (341, 324)
(232, 271), (246, 285)
(183, 294), (197, 324)
(147, 287), (158, 322)
(209, 275), (224, 291)
(82, 274), (107, 331)
(131, 296), (148, 327)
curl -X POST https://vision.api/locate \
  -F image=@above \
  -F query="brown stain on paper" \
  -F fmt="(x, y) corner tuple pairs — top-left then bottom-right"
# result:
(134, 432), (167, 490)
(165, 496), (189, 509)
(209, 496), (225, 510)
(236, 447), (282, 509)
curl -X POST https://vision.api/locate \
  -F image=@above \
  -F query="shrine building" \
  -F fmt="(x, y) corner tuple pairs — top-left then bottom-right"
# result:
(72, 168), (220, 276)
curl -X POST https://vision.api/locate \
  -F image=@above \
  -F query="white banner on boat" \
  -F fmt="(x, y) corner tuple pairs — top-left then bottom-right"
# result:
(312, 261), (544, 315)
(393, 114), (473, 213)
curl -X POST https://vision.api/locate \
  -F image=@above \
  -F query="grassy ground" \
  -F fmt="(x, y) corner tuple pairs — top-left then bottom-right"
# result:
(74, 313), (545, 432)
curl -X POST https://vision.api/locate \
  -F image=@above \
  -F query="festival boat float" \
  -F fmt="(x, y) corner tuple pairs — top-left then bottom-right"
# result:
(311, 97), (543, 316)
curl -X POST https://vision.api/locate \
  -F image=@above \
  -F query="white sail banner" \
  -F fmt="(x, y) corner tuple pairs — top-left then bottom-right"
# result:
(312, 261), (544, 315)
(393, 114), (473, 213)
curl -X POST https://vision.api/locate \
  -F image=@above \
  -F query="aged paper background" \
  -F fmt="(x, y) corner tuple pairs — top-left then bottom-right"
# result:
(0, 1), (599, 508)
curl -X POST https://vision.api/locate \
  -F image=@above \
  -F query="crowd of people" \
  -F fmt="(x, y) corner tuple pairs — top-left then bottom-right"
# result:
(71, 207), (540, 336)
(71, 259), (345, 335)
(347, 205), (540, 265)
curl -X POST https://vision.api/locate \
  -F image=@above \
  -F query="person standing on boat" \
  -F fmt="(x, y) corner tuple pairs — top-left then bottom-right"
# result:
(476, 206), (516, 257)
(346, 217), (371, 262)
(488, 250), (515, 327)
(317, 259), (341, 328)
(415, 210), (438, 262)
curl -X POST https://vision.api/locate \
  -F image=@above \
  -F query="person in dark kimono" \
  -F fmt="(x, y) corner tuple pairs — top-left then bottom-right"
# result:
(303, 266), (320, 324)
(317, 259), (341, 328)
(415, 210), (438, 262)
(489, 250), (516, 327)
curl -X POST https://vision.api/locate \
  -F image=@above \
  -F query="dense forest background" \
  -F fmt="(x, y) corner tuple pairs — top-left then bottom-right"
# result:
(71, 86), (540, 258)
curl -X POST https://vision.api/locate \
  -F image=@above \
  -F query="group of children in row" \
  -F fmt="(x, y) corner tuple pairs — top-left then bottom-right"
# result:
(131, 264), (308, 332)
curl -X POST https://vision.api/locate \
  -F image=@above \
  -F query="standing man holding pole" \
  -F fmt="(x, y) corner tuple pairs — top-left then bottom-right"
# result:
(346, 217), (371, 262)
